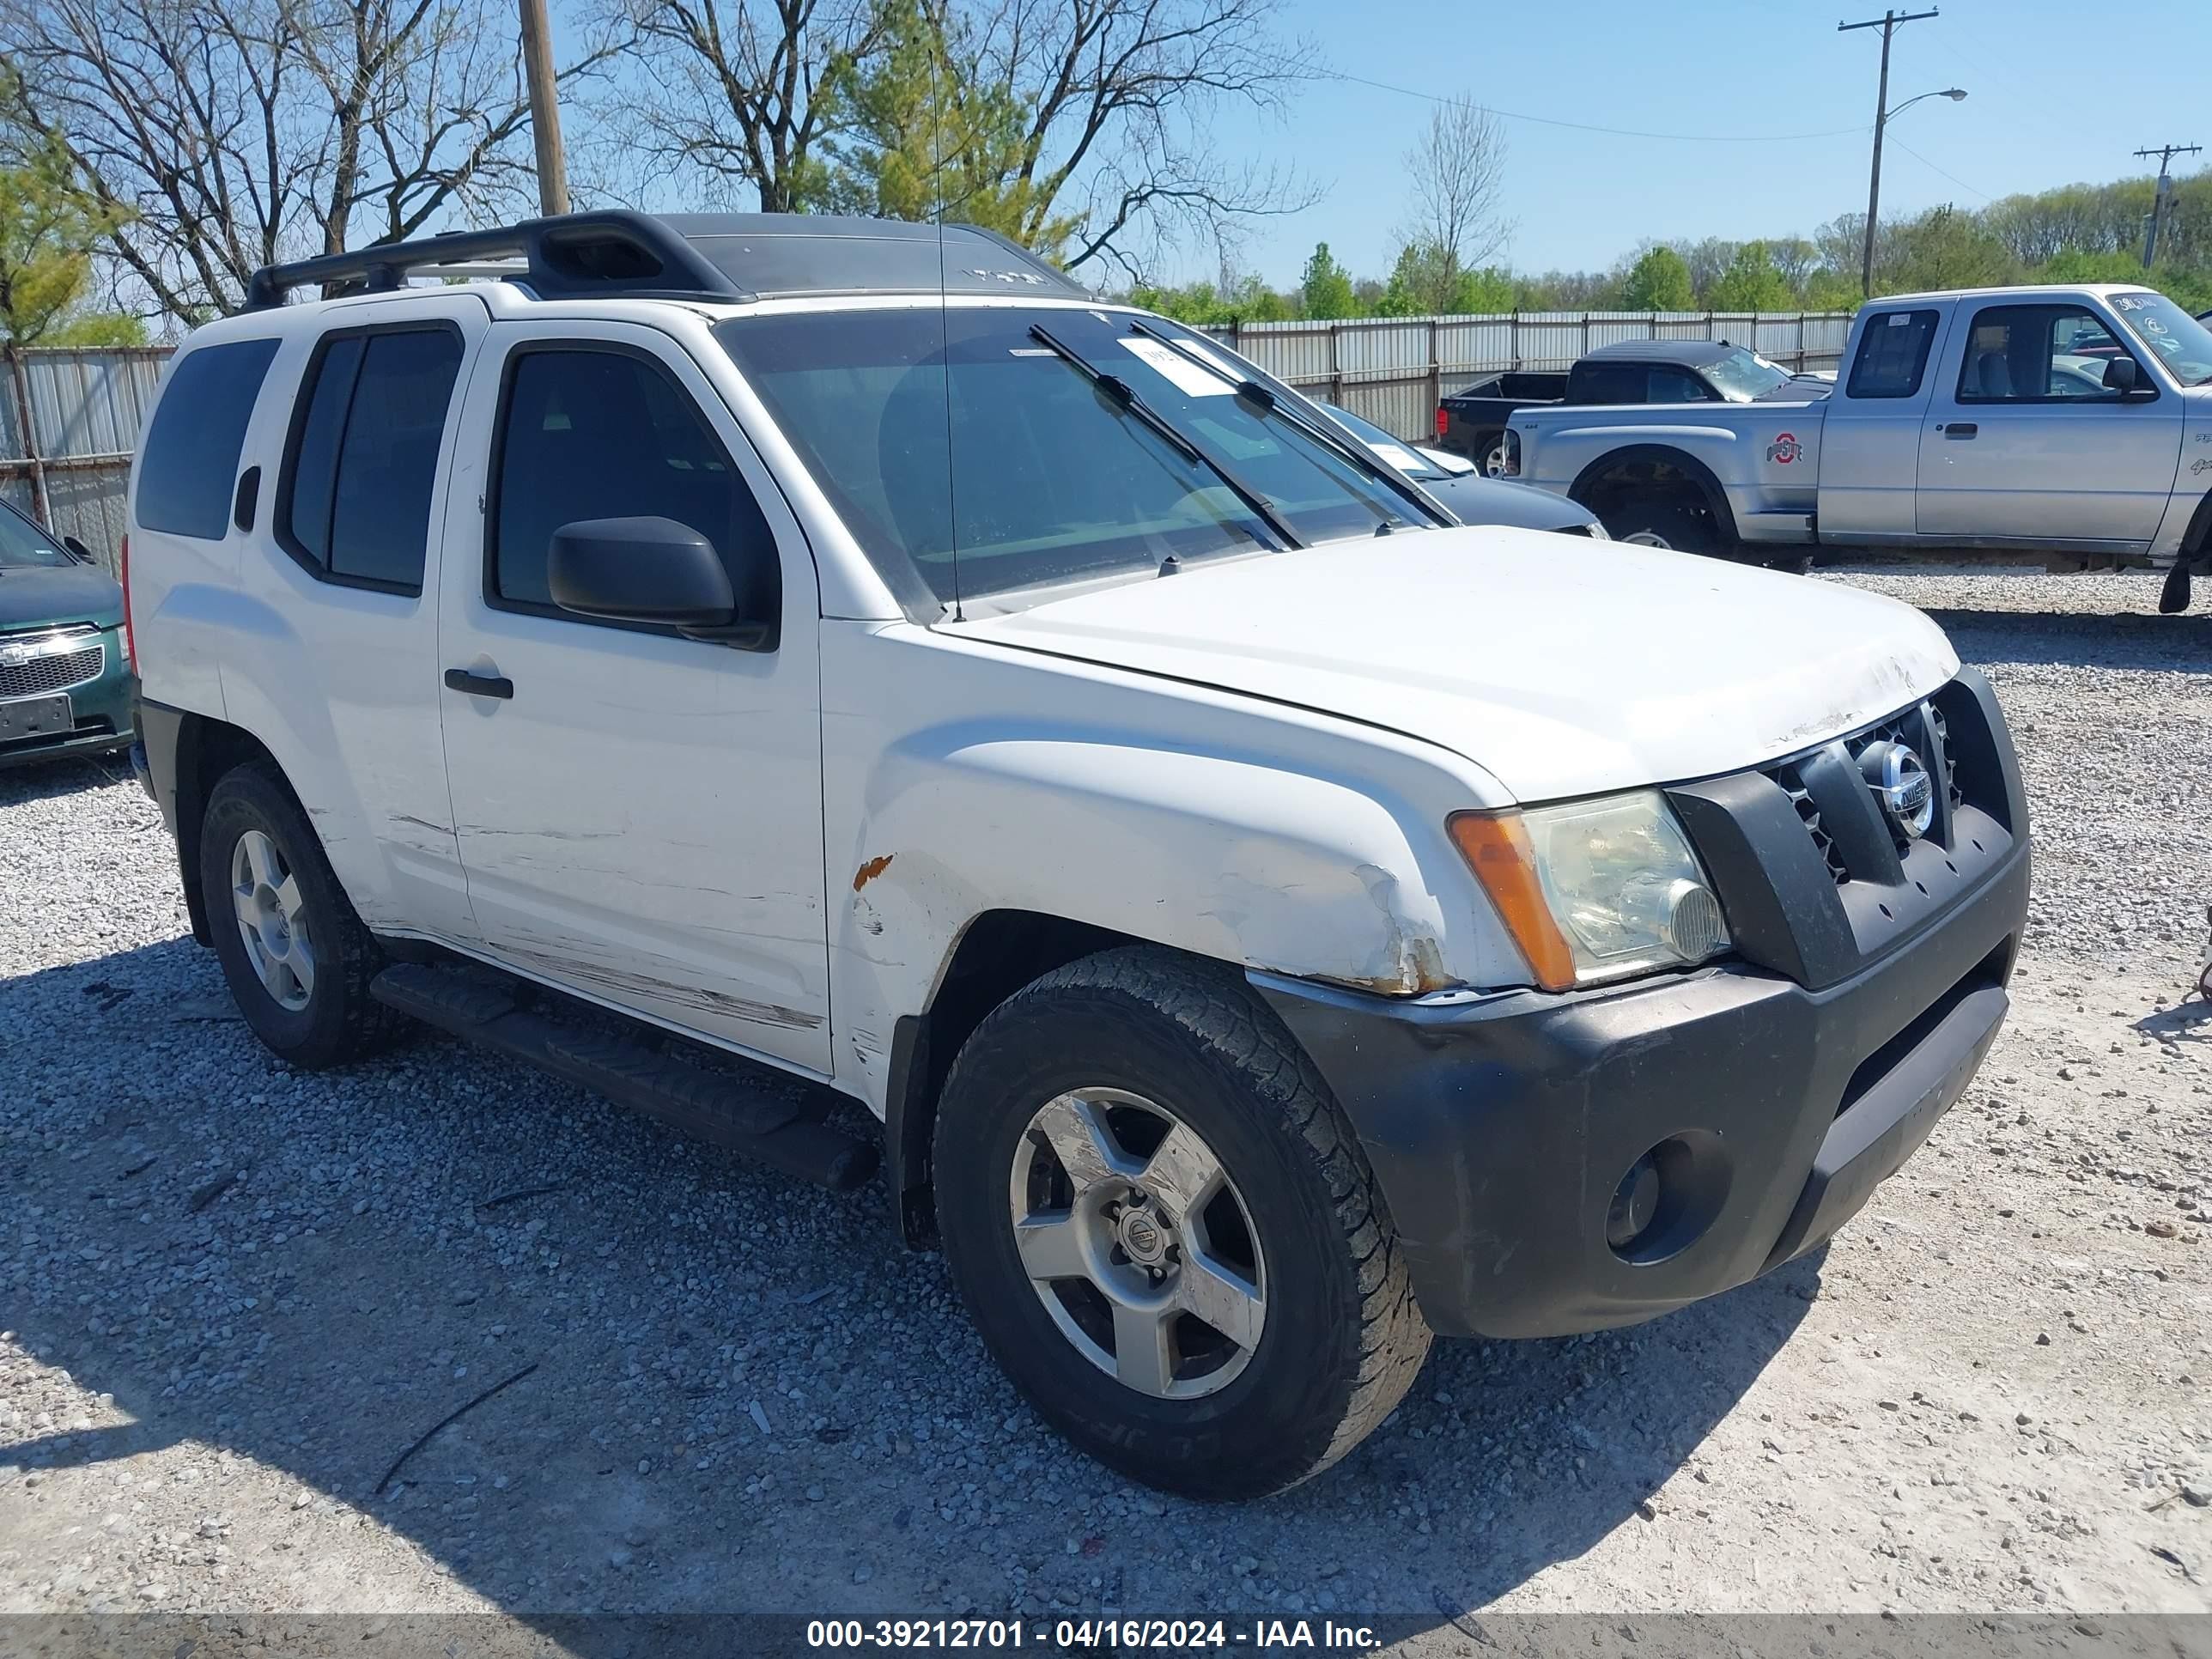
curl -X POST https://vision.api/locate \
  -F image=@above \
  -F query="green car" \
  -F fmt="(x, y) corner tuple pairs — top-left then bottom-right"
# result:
(0, 498), (135, 769)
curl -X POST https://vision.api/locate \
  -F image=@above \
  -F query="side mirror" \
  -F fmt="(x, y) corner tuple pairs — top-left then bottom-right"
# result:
(2101, 356), (2149, 398)
(548, 516), (777, 650)
(61, 534), (94, 564)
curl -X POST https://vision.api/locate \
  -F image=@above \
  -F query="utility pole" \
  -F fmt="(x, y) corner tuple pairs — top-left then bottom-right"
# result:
(2133, 143), (2201, 268)
(519, 0), (570, 217)
(1840, 7), (1940, 300)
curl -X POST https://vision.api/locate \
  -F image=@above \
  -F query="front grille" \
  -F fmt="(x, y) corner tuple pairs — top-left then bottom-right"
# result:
(1757, 690), (1978, 886)
(0, 630), (104, 699)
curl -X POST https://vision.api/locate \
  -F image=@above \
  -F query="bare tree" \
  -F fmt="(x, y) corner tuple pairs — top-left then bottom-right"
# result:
(597, 0), (1317, 279)
(598, 0), (891, 213)
(0, 0), (621, 322)
(1397, 94), (1509, 282)
(975, 0), (1320, 278)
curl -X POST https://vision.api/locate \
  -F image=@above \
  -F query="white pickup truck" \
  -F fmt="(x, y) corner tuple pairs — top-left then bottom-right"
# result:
(1505, 285), (2212, 611)
(128, 210), (2031, 1499)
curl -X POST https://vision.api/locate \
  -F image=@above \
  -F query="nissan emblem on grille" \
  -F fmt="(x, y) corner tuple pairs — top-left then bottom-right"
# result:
(1858, 739), (1935, 841)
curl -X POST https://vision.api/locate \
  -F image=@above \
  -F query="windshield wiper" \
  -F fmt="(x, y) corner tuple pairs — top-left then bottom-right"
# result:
(1126, 319), (1453, 528)
(1025, 324), (1300, 550)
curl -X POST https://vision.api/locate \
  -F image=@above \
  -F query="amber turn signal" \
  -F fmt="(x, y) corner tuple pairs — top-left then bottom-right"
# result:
(1446, 810), (1578, 994)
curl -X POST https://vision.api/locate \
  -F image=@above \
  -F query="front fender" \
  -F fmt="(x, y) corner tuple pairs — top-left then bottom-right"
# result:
(821, 623), (1520, 1113)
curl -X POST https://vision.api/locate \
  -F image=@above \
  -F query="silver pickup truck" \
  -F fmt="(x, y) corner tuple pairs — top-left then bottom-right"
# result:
(1506, 285), (2212, 611)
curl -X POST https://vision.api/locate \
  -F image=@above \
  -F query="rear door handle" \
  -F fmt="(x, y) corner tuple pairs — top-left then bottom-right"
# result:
(444, 668), (514, 700)
(1942, 422), (1978, 439)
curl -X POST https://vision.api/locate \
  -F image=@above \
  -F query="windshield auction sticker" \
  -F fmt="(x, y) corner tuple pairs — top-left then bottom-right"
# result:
(1122, 337), (1236, 396)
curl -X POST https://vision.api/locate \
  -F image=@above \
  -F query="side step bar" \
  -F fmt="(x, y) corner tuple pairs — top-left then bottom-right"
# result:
(369, 963), (879, 1193)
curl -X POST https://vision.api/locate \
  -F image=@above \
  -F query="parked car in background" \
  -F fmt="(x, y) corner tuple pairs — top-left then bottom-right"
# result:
(1504, 284), (2212, 611)
(0, 499), (134, 769)
(1320, 401), (1609, 536)
(1438, 340), (1834, 476)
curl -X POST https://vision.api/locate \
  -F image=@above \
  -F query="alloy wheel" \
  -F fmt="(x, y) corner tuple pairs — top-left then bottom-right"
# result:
(1008, 1089), (1267, 1400)
(230, 828), (315, 1012)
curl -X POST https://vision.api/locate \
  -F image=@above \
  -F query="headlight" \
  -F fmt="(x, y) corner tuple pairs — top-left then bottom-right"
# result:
(1448, 792), (1730, 991)
(1582, 517), (1611, 540)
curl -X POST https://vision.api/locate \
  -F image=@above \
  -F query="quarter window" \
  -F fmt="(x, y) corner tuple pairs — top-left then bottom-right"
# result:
(280, 325), (464, 592)
(136, 338), (280, 540)
(1846, 309), (1940, 398)
(487, 345), (777, 623)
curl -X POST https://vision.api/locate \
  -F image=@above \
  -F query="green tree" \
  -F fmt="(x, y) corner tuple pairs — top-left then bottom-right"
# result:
(817, 0), (1079, 259)
(1704, 240), (1794, 312)
(1879, 204), (2017, 295)
(1620, 245), (1694, 311)
(0, 113), (131, 346)
(1449, 265), (1516, 313)
(1299, 242), (1358, 319)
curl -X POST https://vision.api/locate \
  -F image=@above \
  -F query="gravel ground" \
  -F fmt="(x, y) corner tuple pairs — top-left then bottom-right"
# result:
(1, 568), (2208, 1638)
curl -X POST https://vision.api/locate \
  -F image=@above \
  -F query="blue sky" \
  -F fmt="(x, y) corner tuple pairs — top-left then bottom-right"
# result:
(1196, 0), (2209, 286)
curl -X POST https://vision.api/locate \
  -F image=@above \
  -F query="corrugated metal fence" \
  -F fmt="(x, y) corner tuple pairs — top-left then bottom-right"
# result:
(0, 345), (169, 574)
(0, 313), (1856, 571)
(1198, 311), (1853, 443)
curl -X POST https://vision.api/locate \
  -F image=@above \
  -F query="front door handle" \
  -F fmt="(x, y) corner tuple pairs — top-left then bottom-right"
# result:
(1942, 422), (1978, 440)
(444, 668), (514, 700)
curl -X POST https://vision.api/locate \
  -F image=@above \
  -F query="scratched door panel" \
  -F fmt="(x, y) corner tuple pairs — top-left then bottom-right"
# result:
(433, 319), (832, 1074)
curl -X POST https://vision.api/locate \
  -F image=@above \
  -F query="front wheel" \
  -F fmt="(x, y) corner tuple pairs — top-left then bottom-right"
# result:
(933, 947), (1431, 1499)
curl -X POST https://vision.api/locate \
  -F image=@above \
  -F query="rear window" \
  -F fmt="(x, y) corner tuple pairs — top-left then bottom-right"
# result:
(279, 325), (464, 592)
(136, 338), (279, 539)
(1847, 310), (1941, 398)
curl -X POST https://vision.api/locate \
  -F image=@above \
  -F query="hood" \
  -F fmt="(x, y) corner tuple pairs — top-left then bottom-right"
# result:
(0, 563), (123, 633)
(1425, 473), (1599, 532)
(947, 526), (1959, 802)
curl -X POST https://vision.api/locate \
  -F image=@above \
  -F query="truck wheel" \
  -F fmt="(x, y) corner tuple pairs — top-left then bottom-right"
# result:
(1606, 494), (1717, 556)
(1477, 430), (1511, 477)
(932, 946), (1431, 1498)
(199, 761), (403, 1070)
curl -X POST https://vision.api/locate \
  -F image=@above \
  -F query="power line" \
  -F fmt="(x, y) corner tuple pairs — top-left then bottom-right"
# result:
(1316, 67), (1869, 145)
(1887, 136), (1990, 202)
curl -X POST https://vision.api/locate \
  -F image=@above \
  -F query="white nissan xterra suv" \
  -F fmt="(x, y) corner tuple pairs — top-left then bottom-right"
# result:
(127, 211), (2031, 1498)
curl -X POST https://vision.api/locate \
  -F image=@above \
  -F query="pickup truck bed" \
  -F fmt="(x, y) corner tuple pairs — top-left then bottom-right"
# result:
(1441, 339), (1831, 474)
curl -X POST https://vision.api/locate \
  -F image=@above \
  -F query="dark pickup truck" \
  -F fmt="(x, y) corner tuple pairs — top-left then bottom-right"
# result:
(1437, 338), (1834, 474)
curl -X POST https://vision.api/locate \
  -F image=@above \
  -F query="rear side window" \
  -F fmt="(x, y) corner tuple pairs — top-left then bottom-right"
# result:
(279, 325), (465, 592)
(1847, 309), (1940, 398)
(136, 338), (280, 539)
(488, 344), (775, 620)
(1646, 368), (1711, 403)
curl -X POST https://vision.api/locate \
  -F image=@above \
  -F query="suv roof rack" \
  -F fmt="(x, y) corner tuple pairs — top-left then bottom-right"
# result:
(244, 210), (1085, 311)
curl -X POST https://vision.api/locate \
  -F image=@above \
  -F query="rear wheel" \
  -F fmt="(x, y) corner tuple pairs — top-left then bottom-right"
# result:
(199, 762), (403, 1069)
(933, 947), (1431, 1499)
(1604, 492), (1719, 556)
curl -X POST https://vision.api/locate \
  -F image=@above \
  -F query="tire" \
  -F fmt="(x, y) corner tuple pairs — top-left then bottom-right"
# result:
(198, 760), (403, 1069)
(1604, 492), (1720, 556)
(932, 945), (1431, 1499)
(1474, 428), (1510, 477)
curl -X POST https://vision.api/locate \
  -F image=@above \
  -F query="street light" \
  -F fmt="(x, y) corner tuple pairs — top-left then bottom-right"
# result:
(1858, 84), (1968, 297)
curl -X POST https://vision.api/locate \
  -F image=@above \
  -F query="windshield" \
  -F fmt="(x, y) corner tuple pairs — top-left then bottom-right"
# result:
(2110, 291), (2212, 387)
(0, 503), (75, 570)
(1319, 403), (1449, 482)
(1702, 347), (1794, 402)
(715, 306), (1425, 605)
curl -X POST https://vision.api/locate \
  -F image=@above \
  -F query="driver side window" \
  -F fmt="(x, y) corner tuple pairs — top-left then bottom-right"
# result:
(1955, 304), (2141, 404)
